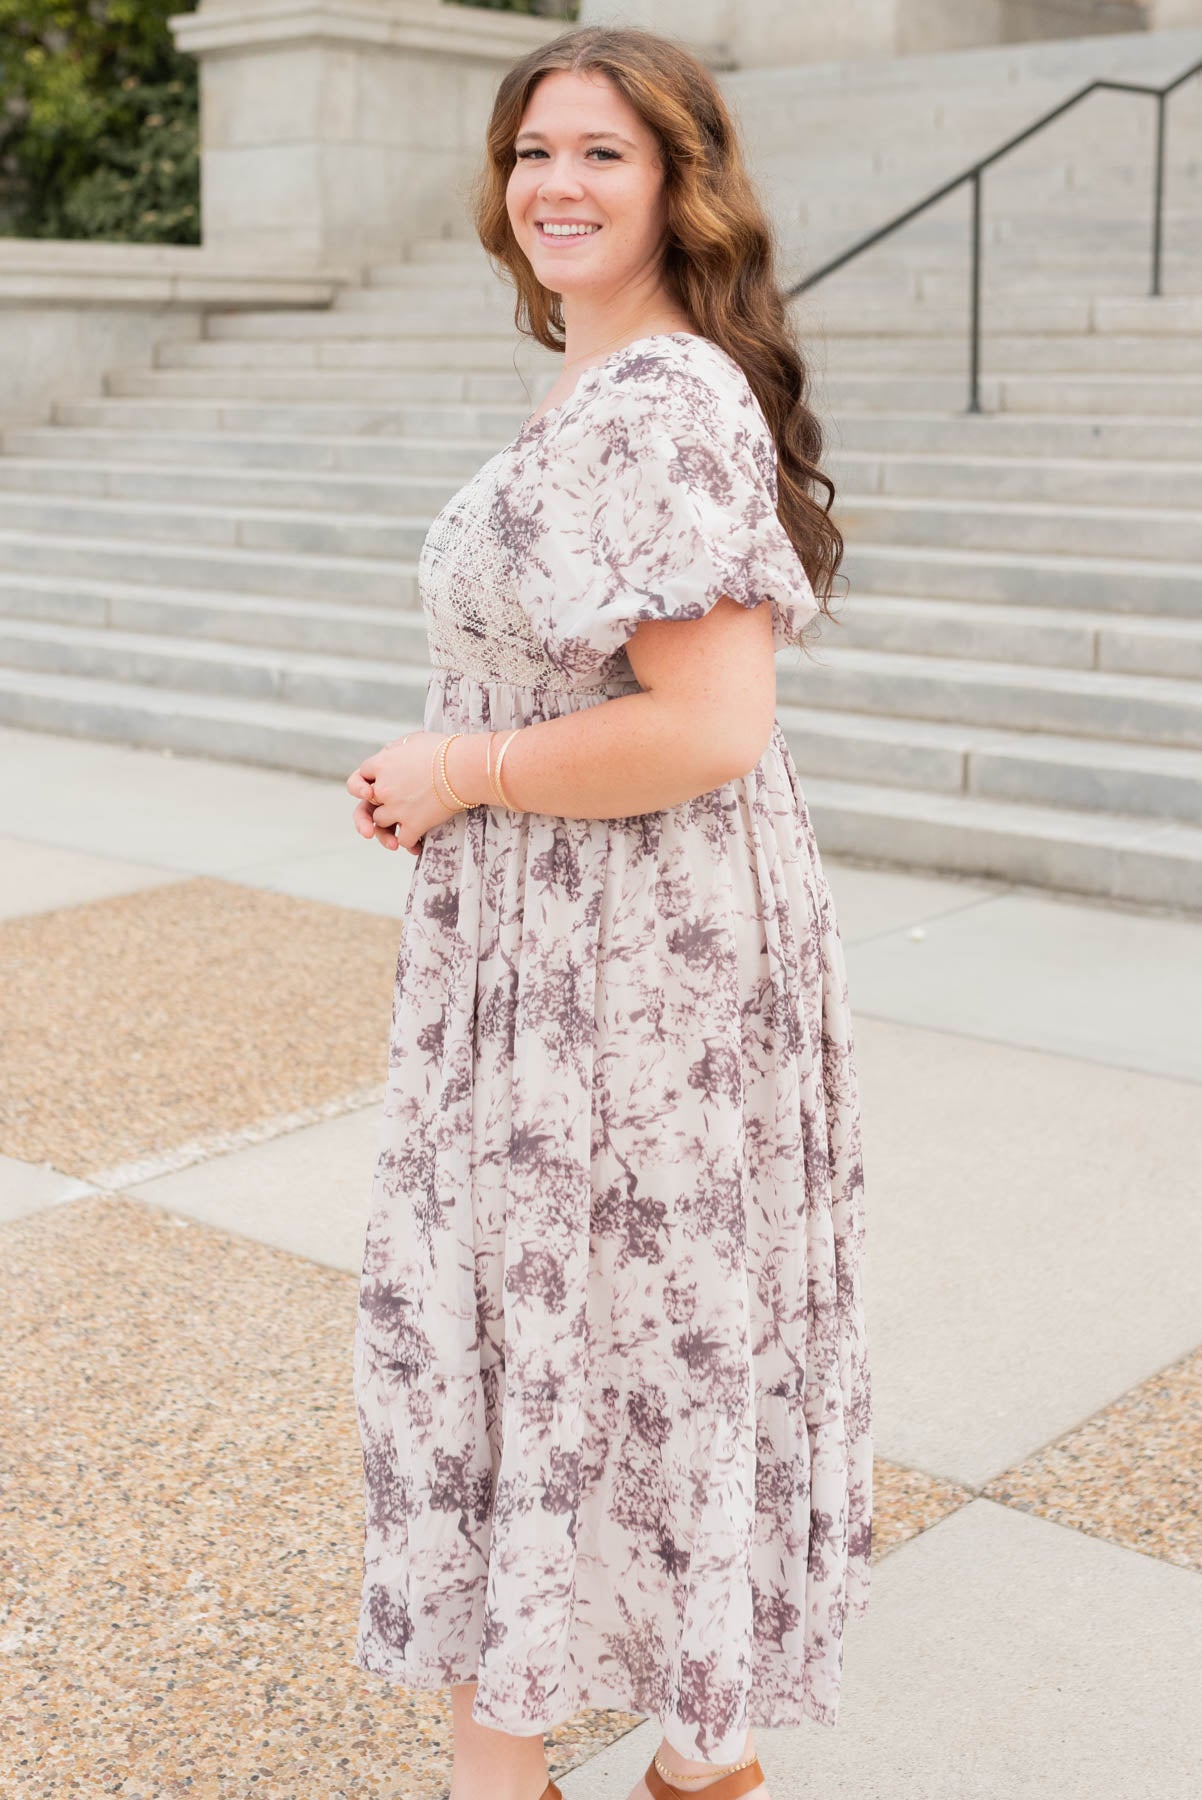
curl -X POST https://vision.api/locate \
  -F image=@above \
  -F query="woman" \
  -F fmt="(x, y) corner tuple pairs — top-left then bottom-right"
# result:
(345, 25), (872, 1800)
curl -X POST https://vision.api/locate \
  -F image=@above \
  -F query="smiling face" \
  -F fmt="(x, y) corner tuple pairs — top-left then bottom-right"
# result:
(506, 68), (673, 306)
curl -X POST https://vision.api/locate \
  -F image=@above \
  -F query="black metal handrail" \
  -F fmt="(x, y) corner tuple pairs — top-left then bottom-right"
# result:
(784, 54), (1202, 413)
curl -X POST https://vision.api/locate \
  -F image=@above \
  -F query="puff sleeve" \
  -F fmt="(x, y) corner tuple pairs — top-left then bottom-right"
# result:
(512, 341), (822, 685)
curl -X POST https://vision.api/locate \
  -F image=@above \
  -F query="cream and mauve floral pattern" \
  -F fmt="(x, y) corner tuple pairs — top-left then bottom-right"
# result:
(353, 332), (872, 1764)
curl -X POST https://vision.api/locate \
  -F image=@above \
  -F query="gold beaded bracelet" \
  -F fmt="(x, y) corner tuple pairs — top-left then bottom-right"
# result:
(433, 733), (473, 813)
(652, 1749), (759, 1785)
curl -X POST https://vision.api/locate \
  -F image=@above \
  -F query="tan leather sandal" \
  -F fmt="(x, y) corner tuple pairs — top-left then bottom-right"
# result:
(541, 1783), (564, 1800)
(644, 1754), (766, 1800)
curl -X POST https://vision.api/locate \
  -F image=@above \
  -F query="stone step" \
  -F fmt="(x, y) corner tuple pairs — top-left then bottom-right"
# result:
(812, 333), (1202, 374)
(103, 365), (542, 404)
(994, 373), (1202, 417)
(0, 570), (431, 659)
(3, 616), (1199, 751)
(831, 492), (1202, 563)
(0, 527), (417, 606)
(905, 266), (1202, 304)
(802, 169), (1202, 206)
(52, 395), (528, 440)
(0, 618), (429, 716)
(0, 426), (489, 476)
(203, 302), (539, 338)
(788, 644), (1202, 749)
(831, 410), (1202, 460)
(0, 665), (410, 774)
(803, 213), (1202, 249)
(1091, 295), (1202, 335)
(842, 541), (1202, 616)
(156, 333), (557, 372)
(796, 771), (1202, 915)
(0, 455), (466, 515)
(0, 662), (1196, 912)
(0, 487), (431, 559)
(831, 595), (1202, 681)
(772, 697), (1202, 826)
(832, 449), (1202, 510)
(821, 371), (1202, 416)
(811, 293), (1202, 339)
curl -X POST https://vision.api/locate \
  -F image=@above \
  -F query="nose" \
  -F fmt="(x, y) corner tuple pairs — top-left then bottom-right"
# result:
(537, 159), (586, 201)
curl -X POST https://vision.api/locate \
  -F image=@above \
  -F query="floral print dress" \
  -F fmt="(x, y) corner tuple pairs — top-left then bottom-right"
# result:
(352, 331), (872, 1764)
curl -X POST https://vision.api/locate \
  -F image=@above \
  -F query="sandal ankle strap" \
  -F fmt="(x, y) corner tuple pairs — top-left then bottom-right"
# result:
(644, 1755), (765, 1800)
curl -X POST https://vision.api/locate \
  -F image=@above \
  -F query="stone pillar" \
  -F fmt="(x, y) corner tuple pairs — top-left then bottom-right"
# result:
(169, 0), (568, 270)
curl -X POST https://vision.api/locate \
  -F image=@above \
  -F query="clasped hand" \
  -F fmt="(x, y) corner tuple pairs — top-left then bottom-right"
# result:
(346, 731), (462, 856)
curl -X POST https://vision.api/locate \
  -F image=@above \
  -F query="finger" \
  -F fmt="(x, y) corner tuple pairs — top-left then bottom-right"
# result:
(352, 799), (377, 837)
(347, 771), (372, 798)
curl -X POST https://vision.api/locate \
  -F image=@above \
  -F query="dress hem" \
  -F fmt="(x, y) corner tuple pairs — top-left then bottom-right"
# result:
(352, 1636), (857, 1738)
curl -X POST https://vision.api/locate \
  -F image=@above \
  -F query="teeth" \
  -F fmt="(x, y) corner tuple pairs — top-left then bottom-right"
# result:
(539, 223), (600, 237)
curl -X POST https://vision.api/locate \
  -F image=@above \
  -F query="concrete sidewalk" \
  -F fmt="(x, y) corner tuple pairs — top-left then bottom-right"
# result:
(1, 721), (1199, 1800)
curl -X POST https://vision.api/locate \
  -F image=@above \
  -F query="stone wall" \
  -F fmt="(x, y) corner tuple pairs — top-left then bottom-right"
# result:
(579, 0), (1201, 67)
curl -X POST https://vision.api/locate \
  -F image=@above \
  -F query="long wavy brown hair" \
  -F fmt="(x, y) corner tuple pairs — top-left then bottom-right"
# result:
(468, 23), (845, 636)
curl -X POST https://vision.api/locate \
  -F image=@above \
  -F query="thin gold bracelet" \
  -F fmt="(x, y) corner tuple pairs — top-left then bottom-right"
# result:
(493, 727), (520, 810)
(488, 730), (509, 808)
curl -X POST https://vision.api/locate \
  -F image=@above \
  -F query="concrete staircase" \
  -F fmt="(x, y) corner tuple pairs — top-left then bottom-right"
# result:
(2, 31), (1201, 913)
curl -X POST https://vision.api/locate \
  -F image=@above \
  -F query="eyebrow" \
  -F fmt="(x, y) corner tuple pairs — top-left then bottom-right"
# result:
(514, 129), (639, 150)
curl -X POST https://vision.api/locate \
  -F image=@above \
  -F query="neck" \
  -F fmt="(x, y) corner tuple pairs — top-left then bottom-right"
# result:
(558, 292), (692, 369)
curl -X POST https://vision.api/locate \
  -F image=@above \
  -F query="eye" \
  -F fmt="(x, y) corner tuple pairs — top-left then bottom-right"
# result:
(514, 147), (621, 161)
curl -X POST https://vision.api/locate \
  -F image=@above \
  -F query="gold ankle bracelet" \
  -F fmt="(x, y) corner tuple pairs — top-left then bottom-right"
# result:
(653, 1749), (758, 1784)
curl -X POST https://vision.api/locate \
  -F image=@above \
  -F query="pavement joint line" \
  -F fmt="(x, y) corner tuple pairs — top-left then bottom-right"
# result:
(80, 1080), (386, 1191)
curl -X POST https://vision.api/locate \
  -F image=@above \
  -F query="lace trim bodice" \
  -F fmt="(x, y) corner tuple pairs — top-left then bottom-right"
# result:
(419, 452), (573, 690)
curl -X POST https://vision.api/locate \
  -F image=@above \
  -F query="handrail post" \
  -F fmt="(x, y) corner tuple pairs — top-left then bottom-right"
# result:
(968, 168), (983, 414)
(1152, 88), (1167, 298)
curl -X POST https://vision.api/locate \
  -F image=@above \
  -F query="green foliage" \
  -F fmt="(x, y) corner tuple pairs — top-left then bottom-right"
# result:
(0, 0), (201, 242)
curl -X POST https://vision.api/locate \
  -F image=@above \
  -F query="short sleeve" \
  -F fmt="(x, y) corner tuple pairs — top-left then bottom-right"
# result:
(512, 339), (822, 684)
